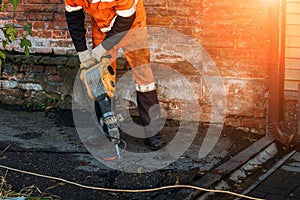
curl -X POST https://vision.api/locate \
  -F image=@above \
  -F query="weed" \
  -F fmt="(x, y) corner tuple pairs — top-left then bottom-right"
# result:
(165, 119), (181, 127)
(0, 175), (59, 200)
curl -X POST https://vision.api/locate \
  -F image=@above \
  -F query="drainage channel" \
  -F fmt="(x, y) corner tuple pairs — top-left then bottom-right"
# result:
(234, 150), (297, 200)
(168, 136), (275, 200)
(191, 140), (298, 200)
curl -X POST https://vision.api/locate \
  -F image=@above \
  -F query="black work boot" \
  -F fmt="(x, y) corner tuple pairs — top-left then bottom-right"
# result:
(144, 133), (165, 150)
(136, 90), (165, 150)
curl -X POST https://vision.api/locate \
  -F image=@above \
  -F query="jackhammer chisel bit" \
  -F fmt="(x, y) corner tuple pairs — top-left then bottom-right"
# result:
(97, 95), (121, 159)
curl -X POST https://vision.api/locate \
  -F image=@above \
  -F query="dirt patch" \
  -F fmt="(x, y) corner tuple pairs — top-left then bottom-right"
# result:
(45, 109), (75, 128)
(14, 131), (44, 140)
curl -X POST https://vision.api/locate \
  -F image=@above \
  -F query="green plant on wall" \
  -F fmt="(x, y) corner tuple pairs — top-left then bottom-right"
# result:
(0, 0), (32, 72)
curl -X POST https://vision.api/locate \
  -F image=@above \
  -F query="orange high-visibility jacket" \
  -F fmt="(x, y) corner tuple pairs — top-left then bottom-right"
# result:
(65, 0), (147, 51)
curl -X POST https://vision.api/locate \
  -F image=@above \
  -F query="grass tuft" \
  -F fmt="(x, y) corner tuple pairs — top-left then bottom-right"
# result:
(0, 174), (60, 200)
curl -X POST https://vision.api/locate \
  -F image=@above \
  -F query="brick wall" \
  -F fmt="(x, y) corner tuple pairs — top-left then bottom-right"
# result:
(0, 0), (274, 131)
(144, 0), (270, 131)
(0, 0), (79, 54)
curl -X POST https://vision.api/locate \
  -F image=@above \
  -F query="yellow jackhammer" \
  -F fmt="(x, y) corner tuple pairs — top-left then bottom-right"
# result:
(80, 55), (121, 159)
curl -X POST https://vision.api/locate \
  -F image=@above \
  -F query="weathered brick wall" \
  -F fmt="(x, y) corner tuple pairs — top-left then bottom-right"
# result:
(0, 0), (274, 132)
(144, 0), (270, 131)
(203, 0), (270, 130)
(0, 0), (78, 54)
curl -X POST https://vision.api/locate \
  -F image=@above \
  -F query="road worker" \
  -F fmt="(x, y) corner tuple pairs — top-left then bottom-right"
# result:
(64, 0), (165, 150)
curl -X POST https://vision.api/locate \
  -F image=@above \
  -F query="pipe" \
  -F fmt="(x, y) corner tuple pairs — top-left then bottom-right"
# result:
(268, 0), (294, 143)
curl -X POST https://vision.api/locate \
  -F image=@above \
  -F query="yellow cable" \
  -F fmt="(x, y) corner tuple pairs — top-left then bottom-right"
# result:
(0, 164), (264, 200)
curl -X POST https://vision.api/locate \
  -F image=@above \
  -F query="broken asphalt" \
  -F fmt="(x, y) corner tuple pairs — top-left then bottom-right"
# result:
(0, 104), (298, 200)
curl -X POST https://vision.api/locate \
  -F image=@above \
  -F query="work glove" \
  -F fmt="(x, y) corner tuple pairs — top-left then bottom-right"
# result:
(79, 47), (115, 100)
(92, 44), (106, 62)
(78, 50), (97, 68)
